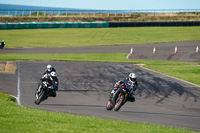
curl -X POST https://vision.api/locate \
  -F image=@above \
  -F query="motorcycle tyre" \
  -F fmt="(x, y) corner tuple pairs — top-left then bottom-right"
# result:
(34, 91), (46, 105)
(106, 100), (114, 111)
(114, 95), (125, 111)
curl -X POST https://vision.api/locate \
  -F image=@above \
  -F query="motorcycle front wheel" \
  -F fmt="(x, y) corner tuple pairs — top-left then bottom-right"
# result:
(106, 100), (114, 111)
(34, 90), (46, 105)
(114, 94), (125, 111)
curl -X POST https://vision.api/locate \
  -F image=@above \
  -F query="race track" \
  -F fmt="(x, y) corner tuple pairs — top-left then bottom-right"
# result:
(0, 41), (200, 131)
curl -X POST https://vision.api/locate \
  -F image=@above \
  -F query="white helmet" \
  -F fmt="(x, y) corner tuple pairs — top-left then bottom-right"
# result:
(50, 71), (57, 80)
(47, 64), (52, 72)
(129, 73), (137, 82)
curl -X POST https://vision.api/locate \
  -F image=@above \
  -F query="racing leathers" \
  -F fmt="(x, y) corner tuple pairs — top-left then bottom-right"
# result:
(0, 41), (5, 49)
(110, 77), (138, 102)
(43, 67), (56, 76)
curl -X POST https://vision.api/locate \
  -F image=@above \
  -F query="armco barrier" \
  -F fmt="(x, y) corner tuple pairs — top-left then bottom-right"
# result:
(1, 21), (200, 29)
(109, 21), (200, 27)
(0, 22), (109, 29)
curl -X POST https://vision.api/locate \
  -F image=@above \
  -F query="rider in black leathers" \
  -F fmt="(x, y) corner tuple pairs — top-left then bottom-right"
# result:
(41, 71), (58, 97)
(38, 71), (59, 98)
(110, 73), (138, 102)
(0, 40), (5, 49)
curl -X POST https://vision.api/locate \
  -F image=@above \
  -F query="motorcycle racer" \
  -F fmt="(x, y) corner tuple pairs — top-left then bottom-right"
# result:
(0, 40), (5, 49)
(39, 71), (59, 97)
(110, 73), (138, 102)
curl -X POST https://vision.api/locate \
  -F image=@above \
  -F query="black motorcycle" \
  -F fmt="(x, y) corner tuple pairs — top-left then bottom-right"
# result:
(34, 79), (55, 105)
(106, 81), (135, 111)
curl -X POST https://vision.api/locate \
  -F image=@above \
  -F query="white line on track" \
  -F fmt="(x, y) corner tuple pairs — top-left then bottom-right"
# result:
(126, 48), (133, 59)
(126, 53), (131, 59)
(17, 62), (22, 106)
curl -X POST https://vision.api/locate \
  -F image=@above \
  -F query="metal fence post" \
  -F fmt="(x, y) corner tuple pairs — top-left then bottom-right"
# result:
(15, 10), (17, 17)
(29, 10), (31, 17)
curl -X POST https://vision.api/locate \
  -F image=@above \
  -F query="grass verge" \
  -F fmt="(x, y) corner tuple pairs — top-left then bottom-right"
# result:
(0, 53), (200, 86)
(0, 92), (196, 133)
(0, 27), (200, 48)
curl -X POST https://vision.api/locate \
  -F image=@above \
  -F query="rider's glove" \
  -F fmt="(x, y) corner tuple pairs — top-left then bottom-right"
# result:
(116, 81), (120, 85)
(113, 87), (118, 91)
(111, 87), (117, 94)
(114, 84), (118, 88)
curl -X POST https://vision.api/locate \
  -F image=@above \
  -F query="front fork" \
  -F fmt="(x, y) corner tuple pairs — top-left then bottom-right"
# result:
(112, 89), (128, 104)
(111, 89), (121, 104)
(35, 85), (43, 99)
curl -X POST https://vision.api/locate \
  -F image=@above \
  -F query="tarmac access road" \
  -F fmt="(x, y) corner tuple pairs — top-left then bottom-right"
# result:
(1, 41), (200, 62)
(0, 41), (200, 131)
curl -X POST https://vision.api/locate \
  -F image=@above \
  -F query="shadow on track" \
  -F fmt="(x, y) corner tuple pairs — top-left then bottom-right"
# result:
(135, 68), (199, 104)
(121, 110), (200, 118)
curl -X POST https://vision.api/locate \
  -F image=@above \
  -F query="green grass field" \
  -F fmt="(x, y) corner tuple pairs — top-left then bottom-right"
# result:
(0, 27), (200, 48)
(0, 92), (196, 133)
(0, 27), (200, 132)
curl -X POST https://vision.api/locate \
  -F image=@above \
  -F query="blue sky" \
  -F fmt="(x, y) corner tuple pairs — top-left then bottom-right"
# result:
(0, 0), (200, 10)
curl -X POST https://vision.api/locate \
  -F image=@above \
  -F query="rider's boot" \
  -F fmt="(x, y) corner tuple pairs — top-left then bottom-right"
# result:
(130, 94), (135, 102)
(49, 90), (56, 97)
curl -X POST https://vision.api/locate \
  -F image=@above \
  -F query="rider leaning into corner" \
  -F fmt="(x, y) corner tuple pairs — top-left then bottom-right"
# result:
(0, 40), (5, 49)
(110, 73), (138, 102)
(37, 64), (59, 97)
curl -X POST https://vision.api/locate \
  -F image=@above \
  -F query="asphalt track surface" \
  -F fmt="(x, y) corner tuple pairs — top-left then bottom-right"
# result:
(0, 41), (200, 131)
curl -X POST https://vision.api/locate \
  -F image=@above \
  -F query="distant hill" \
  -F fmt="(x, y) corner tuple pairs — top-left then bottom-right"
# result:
(0, 4), (83, 10)
(0, 4), (93, 15)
